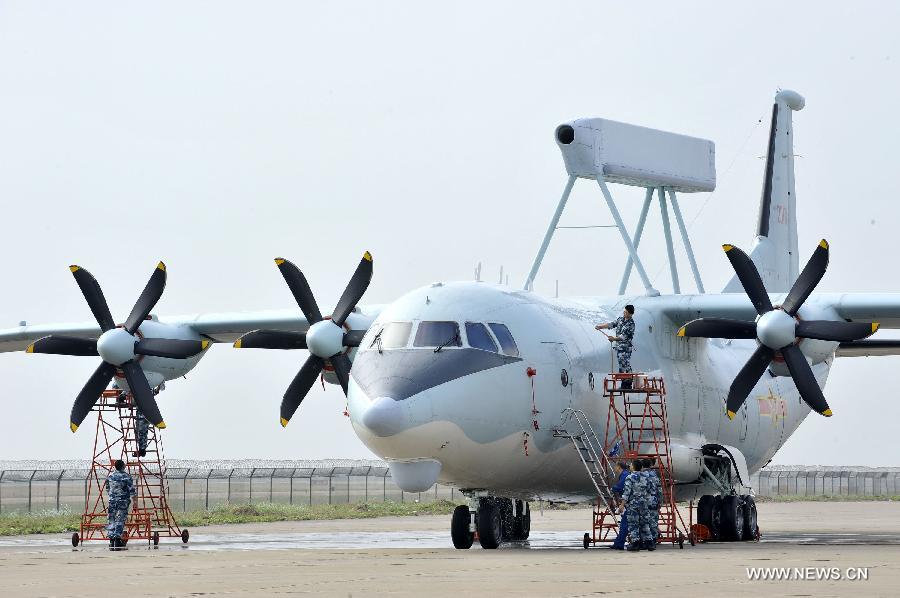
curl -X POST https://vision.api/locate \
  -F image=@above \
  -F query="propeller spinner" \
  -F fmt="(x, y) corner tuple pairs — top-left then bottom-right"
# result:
(233, 252), (373, 427)
(677, 241), (878, 419)
(27, 263), (209, 432)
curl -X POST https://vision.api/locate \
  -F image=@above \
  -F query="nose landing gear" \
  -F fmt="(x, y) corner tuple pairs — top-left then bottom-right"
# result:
(451, 497), (531, 549)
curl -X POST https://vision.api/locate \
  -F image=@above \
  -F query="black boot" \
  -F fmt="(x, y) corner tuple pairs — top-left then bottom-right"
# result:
(645, 539), (656, 551)
(626, 542), (642, 551)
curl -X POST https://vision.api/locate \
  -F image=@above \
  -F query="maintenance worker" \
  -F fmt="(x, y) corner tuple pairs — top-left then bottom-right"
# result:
(619, 458), (651, 551)
(610, 461), (630, 549)
(105, 459), (136, 549)
(595, 304), (636, 387)
(135, 409), (149, 458)
(643, 457), (663, 547)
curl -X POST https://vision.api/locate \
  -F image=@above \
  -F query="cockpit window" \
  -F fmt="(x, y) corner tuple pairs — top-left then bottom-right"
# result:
(465, 322), (498, 353)
(488, 323), (519, 356)
(374, 322), (412, 350)
(414, 321), (461, 348)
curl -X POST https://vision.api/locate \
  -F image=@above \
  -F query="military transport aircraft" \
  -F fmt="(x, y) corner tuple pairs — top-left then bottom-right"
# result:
(2, 89), (897, 549)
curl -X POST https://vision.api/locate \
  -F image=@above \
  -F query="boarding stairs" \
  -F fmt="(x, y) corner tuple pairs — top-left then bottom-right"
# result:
(72, 389), (186, 547)
(553, 408), (620, 543)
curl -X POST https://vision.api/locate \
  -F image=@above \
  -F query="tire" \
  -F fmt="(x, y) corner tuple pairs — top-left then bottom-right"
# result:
(514, 502), (531, 541)
(720, 495), (745, 541)
(152, 531), (160, 547)
(451, 505), (474, 549)
(583, 532), (591, 549)
(181, 529), (190, 544)
(741, 496), (758, 541)
(697, 495), (718, 538)
(71, 532), (80, 547)
(498, 498), (514, 541)
(477, 500), (502, 549)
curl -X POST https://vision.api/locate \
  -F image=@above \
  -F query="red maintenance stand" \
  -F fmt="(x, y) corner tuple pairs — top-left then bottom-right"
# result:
(71, 389), (188, 547)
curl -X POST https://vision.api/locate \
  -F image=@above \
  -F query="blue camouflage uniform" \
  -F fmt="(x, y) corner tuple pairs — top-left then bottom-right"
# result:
(105, 469), (136, 540)
(607, 316), (635, 373)
(136, 409), (149, 453)
(643, 468), (663, 543)
(611, 469), (630, 549)
(621, 470), (651, 545)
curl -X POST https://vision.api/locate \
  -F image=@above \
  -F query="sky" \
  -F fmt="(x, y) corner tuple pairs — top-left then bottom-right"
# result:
(0, 2), (898, 465)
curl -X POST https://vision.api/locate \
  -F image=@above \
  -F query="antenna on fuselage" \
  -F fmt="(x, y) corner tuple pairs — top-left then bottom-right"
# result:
(523, 118), (714, 296)
(475, 262), (482, 282)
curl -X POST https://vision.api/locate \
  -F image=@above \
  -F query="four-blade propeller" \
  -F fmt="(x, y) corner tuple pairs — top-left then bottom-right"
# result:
(27, 263), (209, 432)
(233, 252), (373, 427)
(678, 241), (877, 419)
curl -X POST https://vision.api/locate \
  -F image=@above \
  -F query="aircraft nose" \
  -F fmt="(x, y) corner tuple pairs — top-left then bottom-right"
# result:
(361, 396), (405, 437)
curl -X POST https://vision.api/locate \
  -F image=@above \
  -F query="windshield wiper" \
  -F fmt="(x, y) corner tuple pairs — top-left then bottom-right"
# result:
(434, 332), (460, 353)
(369, 329), (384, 354)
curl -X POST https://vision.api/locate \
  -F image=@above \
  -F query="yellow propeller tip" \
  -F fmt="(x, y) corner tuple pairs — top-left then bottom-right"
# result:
(233, 339), (242, 349)
(70, 422), (79, 433)
(822, 409), (833, 417)
(872, 322), (880, 333)
(69, 265), (80, 273)
(156, 261), (166, 272)
(363, 251), (373, 262)
(819, 239), (829, 249)
(726, 410), (736, 420)
(280, 417), (289, 428)
(722, 244), (734, 252)
(676, 327), (686, 337)
(201, 340), (210, 350)
(157, 421), (167, 429)
(274, 258), (286, 266)
(25, 344), (34, 353)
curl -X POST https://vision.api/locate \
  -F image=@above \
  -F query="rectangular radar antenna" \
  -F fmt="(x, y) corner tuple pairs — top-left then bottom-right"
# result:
(523, 118), (714, 296)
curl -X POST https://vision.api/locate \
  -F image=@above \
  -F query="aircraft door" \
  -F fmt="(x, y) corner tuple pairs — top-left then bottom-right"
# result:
(538, 342), (575, 419)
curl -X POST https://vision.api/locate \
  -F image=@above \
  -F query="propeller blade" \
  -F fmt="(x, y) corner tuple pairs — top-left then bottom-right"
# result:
(725, 345), (775, 418)
(27, 335), (98, 357)
(233, 330), (307, 350)
(280, 355), (325, 427)
(782, 240), (829, 316)
(121, 361), (166, 428)
(70, 361), (117, 432)
(342, 329), (366, 347)
(331, 251), (373, 327)
(796, 320), (879, 342)
(677, 318), (757, 339)
(275, 258), (323, 324)
(722, 245), (773, 315)
(781, 345), (832, 416)
(135, 338), (210, 359)
(330, 353), (352, 395)
(70, 266), (116, 332)
(124, 262), (167, 334)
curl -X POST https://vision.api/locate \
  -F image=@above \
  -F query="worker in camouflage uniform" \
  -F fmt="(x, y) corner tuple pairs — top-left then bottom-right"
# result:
(105, 459), (136, 549)
(610, 461), (630, 550)
(596, 305), (636, 387)
(619, 458), (651, 551)
(642, 457), (663, 548)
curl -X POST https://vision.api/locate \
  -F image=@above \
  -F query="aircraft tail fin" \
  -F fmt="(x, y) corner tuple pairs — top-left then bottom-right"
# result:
(724, 90), (805, 293)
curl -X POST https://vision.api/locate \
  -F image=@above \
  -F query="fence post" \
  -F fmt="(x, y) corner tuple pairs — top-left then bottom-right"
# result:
(249, 468), (256, 504)
(0, 470), (5, 514)
(28, 470), (37, 513)
(206, 469), (212, 511)
(183, 469), (189, 512)
(364, 467), (369, 503)
(56, 470), (65, 512)
(309, 476), (312, 506)
(228, 469), (233, 504)
(270, 470), (274, 504)
(328, 468), (333, 505)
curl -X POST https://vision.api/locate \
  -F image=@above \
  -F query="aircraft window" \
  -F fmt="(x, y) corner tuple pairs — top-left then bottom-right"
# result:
(465, 322), (498, 353)
(377, 322), (412, 349)
(488, 323), (519, 357)
(414, 321), (461, 348)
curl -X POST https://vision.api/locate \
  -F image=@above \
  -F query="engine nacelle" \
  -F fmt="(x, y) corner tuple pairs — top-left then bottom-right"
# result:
(767, 303), (840, 376)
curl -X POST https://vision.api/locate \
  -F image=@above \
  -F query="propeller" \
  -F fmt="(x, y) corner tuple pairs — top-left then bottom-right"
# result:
(233, 252), (373, 427)
(27, 263), (210, 432)
(677, 240), (878, 419)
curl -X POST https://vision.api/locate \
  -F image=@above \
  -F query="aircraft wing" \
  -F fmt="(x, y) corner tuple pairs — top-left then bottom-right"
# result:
(0, 305), (385, 352)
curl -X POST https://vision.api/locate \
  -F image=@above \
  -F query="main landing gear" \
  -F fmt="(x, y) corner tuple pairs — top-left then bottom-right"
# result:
(452, 498), (531, 549)
(696, 494), (759, 541)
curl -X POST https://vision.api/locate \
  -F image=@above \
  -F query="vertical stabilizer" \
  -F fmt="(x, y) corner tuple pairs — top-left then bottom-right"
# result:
(724, 89), (804, 293)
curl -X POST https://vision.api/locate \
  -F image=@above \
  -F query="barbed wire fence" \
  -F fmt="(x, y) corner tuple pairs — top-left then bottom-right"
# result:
(0, 461), (898, 515)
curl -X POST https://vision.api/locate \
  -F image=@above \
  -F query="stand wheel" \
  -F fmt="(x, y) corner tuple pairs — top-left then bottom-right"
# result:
(71, 532), (80, 547)
(678, 531), (685, 549)
(583, 533), (591, 549)
(688, 531), (696, 546)
(153, 531), (160, 546)
(120, 532), (128, 547)
(181, 529), (190, 543)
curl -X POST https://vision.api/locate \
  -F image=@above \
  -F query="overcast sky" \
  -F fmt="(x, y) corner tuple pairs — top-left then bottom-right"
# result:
(1, 2), (898, 465)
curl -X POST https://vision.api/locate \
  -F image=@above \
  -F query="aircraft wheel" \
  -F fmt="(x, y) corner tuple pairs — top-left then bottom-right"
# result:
(696, 495), (719, 539)
(513, 501), (530, 541)
(477, 499), (502, 549)
(720, 495), (745, 541)
(741, 496), (758, 541)
(451, 505), (474, 549)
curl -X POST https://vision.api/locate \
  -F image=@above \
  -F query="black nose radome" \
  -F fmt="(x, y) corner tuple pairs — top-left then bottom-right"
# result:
(556, 124), (574, 145)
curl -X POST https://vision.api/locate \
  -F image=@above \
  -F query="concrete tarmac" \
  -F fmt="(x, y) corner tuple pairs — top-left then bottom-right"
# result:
(1, 502), (899, 596)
